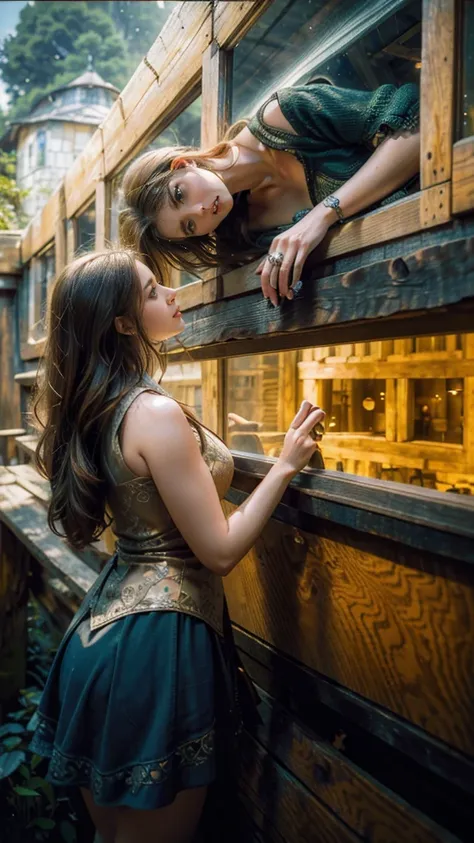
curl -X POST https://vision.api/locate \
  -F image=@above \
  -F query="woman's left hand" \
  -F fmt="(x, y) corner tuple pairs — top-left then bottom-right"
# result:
(257, 208), (332, 306)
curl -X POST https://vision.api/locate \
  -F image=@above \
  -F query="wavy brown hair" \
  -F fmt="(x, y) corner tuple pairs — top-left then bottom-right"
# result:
(34, 249), (171, 550)
(119, 128), (262, 283)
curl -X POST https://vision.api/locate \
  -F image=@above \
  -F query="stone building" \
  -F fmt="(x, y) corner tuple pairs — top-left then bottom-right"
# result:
(3, 69), (119, 219)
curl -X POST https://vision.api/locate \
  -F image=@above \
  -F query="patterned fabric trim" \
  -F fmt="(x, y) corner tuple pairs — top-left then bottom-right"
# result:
(30, 712), (215, 799)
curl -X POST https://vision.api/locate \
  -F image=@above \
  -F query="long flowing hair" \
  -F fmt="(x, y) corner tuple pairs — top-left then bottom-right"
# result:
(119, 122), (261, 282)
(33, 249), (169, 550)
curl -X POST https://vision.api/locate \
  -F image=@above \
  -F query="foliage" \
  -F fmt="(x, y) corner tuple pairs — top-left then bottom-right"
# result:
(0, 599), (76, 843)
(0, 149), (29, 229)
(1, 1), (177, 122)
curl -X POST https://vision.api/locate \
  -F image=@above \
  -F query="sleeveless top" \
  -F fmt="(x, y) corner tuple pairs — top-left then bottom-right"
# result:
(246, 82), (420, 249)
(90, 375), (234, 637)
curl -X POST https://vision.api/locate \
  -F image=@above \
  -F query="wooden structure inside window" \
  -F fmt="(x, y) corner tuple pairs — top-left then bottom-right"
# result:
(1, 2), (474, 841)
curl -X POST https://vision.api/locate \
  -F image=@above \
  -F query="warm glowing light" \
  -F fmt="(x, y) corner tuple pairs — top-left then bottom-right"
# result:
(415, 61), (422, 69)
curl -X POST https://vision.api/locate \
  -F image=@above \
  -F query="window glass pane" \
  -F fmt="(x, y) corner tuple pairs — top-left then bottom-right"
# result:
(109, 97), (202, 288)
(160, 362), (202, 420)
(461, 0), (474, 138)
(232, 0), (421, 120)
(76, 203), (96, 255)
(225, 333), (474, 495)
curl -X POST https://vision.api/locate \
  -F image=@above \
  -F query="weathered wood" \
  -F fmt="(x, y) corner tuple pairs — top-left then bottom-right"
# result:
(0, 292), (22, 442)
(172, 236), (474, 356)
(420, 182), (451, 228)
(297, 357), (474, 380)
(452, 138), (474, 215)
(14, 369), (37, 386)
(103, 3), (211, 177)
(0, 482), (96, 598)
(228, 455), (474, 558)
(420, 0), (455, 189)
(223, 500), (474, 753)
(240, 730), (362, 843)
(213, 1), (273, 49)
(6, 464), (50, 503)
(233, 627), (474, 801)
(55, 184), (67, 276)
(0, 522), (30, 713)
(250, 687), (460, 843)
(30, 190), (58, 258)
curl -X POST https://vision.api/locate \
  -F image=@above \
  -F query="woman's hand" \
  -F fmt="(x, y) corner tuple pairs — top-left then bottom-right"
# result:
(257, 206), (333, 306)
(277, 400), (326, 476)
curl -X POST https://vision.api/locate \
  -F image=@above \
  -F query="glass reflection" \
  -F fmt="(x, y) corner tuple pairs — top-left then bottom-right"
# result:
(461, 0), (474, 138)
(232, 0), (421, 119)
(225, 334), (474, 495)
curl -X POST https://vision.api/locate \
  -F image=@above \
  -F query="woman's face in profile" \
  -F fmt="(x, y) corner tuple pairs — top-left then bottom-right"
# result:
(154, 163), (234, 239)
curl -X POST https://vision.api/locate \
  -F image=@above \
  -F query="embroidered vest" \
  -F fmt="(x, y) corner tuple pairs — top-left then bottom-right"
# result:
(90, 376), (234, 636)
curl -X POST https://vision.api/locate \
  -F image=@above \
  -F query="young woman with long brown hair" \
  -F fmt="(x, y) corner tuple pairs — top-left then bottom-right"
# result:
(30, 249), (325, 843)
(120, 81), (420, 306)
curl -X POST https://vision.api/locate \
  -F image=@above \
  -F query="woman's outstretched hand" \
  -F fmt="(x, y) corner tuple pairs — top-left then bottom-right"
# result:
(277, 400), (326, 477)
(257, 208), (332, 306)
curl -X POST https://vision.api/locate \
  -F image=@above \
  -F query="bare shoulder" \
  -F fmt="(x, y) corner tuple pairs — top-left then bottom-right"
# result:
(129, 391), (194, 442)
(262, 97), (297, 135)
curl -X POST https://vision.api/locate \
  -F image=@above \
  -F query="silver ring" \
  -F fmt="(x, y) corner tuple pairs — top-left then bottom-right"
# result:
(267, 251), (284, 267)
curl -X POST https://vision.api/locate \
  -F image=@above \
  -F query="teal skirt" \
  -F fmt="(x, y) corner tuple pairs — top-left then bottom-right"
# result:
(30, 558), (243, 821)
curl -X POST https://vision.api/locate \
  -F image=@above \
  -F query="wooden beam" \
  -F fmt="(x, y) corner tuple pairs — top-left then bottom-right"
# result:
(103, 3), (212, 178)
(297, 357), (474, 380)
(213, 1), (273, 49)
(64, 128), (105, 220)
(228, 455), (474, 553)
(452, 138), (474, 215)
(234, 627), (474, 799)
(223, 500), (474, 753)
(171, 236), (474, 356)
(420, 0), (455, 189)
(250, 688), (461, 843)
(54, 185), (67, 276)
(95, 179), (106, 252)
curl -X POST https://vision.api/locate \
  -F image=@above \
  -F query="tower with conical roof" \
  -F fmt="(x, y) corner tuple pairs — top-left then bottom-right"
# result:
(3, 65), (119, 218)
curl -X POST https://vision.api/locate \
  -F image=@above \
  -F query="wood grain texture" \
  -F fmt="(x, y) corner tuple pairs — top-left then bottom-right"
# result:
(452, 138), (474, 215)
(0, 482), (96, 598)
(223, 501), (474, 753)
(174, 236), (474, 354)
(55, 185), (67, 275)
(0, 292), (21, 437)
(95, 180), (106, 251)
(420, 0), (455, 188)
(103, 2), (211, 177)
(240, 731), (362, 843)
(0, 231), (21, 274)
(250, 688), (461, 843)
(213, 1), (273, 49)
(420, 182), (451, 228)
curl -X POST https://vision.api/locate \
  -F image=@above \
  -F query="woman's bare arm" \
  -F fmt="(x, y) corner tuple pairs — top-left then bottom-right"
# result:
(125, 393), (323, 576)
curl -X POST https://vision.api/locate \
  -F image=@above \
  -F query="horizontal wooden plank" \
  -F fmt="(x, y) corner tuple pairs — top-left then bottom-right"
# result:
(0, 482), (96, 598)
(214, 0), (273, 49)
(251, 688), (460, 843)
(298, 356), (474, 380)
(14, 370), (37, 386)
(5, 464), (50, 503)
(240, 731), (362, 843)
(230, 457), (474, 546)
(20, 338), (46, 361)
(233, 627), (474, 801)
(223, 501), (474, 754)
(172, 235), (474, 356)
(452, 138), (474, 216)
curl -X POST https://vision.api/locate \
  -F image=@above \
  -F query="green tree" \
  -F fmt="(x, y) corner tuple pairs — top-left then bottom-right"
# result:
(1, 1), (129, 116)
(0, 150), (29, 230)
(87, 1), (178, 70)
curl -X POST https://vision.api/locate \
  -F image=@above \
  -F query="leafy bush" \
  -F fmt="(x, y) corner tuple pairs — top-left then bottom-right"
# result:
(0, 600), (77, 843)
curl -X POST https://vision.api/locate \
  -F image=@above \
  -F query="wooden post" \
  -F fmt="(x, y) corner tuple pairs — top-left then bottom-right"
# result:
(95, 179), (107, 251)
(54, 185), (67, 276)
(420, 0), (455, 227)
(397, 379), (415, 442)
(200, 41), (232, 438)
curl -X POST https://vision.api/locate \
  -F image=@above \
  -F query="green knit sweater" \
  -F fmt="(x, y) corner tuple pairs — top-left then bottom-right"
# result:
(246, 82), (419, 247)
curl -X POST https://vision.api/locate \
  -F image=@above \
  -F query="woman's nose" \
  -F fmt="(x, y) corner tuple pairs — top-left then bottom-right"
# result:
(166, 291), (176, 304)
